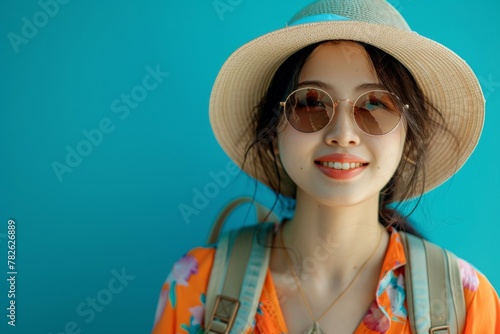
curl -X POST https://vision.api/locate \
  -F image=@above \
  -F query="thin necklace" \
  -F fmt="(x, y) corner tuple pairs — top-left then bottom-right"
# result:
(280, 226), (383, 334)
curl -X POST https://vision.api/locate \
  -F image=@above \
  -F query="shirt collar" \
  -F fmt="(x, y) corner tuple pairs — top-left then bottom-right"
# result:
(378, 227), (407, 283)
(373, 227), (409, 332)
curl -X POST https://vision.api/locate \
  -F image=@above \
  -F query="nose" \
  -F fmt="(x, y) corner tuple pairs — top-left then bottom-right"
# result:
(324, 100), (361, 147)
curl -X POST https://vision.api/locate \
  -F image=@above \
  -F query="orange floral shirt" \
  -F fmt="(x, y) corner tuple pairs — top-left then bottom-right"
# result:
(152, 229), (500, 333)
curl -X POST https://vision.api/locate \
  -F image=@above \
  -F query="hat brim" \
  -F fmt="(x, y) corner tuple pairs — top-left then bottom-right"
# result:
(209, 21), (484, 200)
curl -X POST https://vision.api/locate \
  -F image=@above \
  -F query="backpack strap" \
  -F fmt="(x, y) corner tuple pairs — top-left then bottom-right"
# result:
(205, 223), (274, 333)
(400, 231), (465, 334)
(206, 196), (279, 245)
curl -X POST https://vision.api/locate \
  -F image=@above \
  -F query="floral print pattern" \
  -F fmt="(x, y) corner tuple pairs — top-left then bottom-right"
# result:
(166, 254), (198, 308)
(153, 254), (199, 328)
(386, 272), (407, 319)
(153, 229), (499, 334)
(167, 254), (198, 286)
(459, 258), (479, 292)
(361, 234), (407, 333)
(179, 294), (205, 334)
(364, 302), (390, 332)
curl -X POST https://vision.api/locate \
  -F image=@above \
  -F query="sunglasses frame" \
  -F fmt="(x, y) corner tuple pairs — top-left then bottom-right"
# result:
(279, 87), (409, 136)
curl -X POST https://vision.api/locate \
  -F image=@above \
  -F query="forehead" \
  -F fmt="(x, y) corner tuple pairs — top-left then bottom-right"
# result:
(299, 41), (379, 90)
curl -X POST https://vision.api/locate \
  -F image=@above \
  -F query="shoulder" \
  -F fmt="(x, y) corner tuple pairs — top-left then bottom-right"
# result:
(165, 245), (216, 290)
(457, 257), (500, 332)
(456, 257), (481, 294)
(408, 234), (496, 304)
(397, 231), (500, 330)
(164, 222), (271, 287)
(152, 246), (216, 332)
(162, 245), (216, 309)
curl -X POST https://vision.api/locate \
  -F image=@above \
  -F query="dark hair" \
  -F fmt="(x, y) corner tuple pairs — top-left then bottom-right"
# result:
(245, 40), (449, 237)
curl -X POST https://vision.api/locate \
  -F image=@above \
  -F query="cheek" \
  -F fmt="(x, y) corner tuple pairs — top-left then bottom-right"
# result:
(371, 130), (406, 174)
(277, 133), (294, 167)
(277, 128), (309, 172)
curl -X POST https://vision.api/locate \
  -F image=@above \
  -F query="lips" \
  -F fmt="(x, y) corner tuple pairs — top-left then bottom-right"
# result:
(314, 154), (368, 179)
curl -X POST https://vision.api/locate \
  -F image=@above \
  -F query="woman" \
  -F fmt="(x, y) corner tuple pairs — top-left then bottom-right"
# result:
(152, 0), (500, 333)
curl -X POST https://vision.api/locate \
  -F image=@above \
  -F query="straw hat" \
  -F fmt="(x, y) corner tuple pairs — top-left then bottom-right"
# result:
(209, 0), (484, 199)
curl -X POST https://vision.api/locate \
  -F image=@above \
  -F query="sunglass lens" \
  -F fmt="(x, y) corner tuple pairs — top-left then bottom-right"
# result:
(285, 88), (332, 133)
(353, 91), (402, 135)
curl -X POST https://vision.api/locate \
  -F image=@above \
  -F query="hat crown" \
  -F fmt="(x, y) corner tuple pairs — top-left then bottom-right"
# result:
(288, 0), (411, 31)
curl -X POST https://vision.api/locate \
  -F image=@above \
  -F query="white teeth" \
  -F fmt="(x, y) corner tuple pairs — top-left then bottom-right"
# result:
(321, 162), (363, 170)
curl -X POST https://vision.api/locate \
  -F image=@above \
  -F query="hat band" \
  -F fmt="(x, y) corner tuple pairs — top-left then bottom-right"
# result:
(289, 13), (350, 26)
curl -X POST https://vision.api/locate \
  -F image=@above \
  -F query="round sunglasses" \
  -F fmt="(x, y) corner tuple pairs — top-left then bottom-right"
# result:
(280, 87), (408, 135)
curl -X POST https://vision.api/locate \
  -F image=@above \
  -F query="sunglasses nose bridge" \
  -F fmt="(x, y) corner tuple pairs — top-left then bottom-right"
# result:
(331, 99), (355, 121)
(327, 98), (359, 131)
(334, 99), (354, 108)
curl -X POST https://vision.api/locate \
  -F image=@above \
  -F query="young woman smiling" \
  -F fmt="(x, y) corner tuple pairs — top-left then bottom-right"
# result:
(152, 1), (500, 333)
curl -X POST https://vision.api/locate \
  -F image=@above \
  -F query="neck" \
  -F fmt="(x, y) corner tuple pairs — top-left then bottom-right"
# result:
(280, 189), (388, 283)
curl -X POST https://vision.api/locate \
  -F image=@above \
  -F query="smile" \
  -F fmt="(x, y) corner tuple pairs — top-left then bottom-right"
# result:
(317, 161), (367, 170)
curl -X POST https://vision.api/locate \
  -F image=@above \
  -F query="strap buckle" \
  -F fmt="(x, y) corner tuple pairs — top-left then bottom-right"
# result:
(430, 325), (451, 334)
(205, 295), (240, 334)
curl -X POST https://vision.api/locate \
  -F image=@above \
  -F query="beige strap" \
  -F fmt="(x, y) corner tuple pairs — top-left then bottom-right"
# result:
(207, 197), (279, 244)
(205, 197), (279, 332)
(232, 224), (273, 332)
(423, 240), (449, 333)
(447, 252), (466, 334)
(399, 231), (421, 332)
(205, 229), (254, 334)
(221, 228), (255, 298)
(205, 230), (231, 332)
(401, 231), (465, 334)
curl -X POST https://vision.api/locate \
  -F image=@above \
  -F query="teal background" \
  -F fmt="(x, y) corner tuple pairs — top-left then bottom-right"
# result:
(0, 0), (499, 333)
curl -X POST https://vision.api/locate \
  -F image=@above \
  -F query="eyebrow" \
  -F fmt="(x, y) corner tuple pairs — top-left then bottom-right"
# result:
(296, 80), (387, 92)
